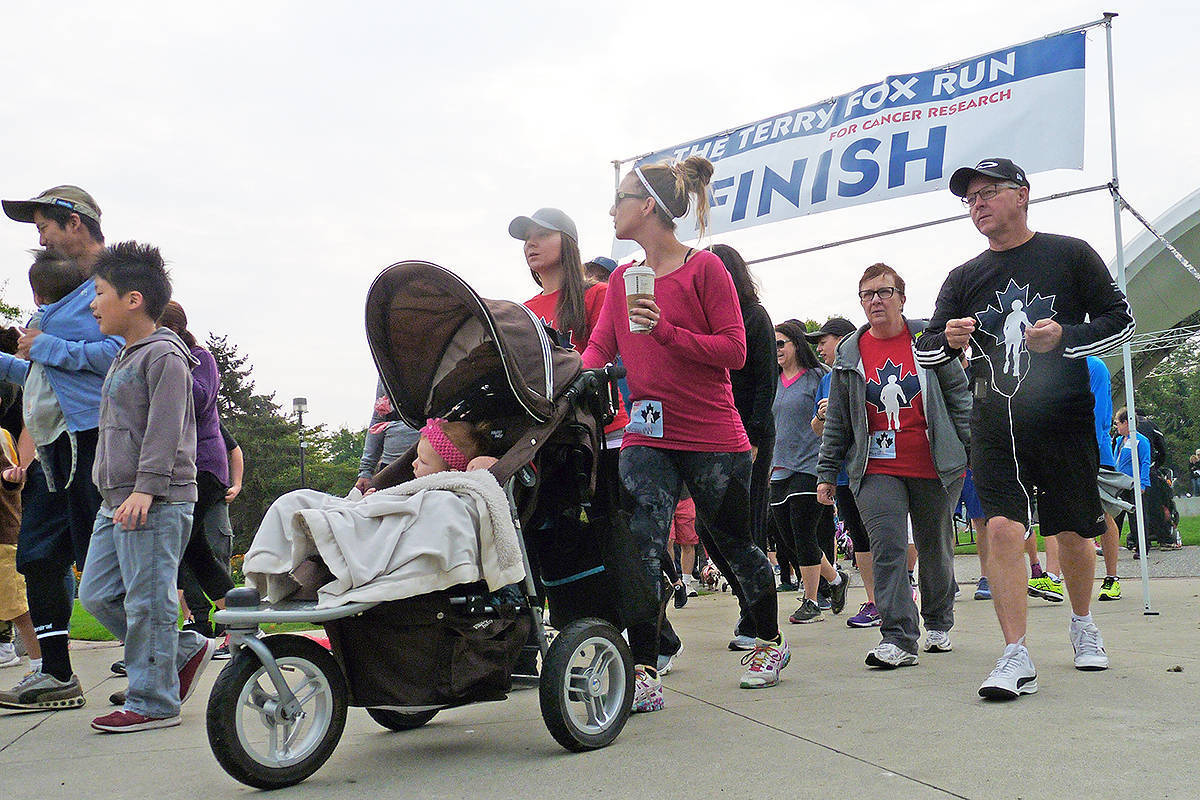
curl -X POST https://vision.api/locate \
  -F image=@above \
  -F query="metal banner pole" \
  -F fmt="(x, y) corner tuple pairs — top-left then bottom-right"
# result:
(1102, 12), (1155, 614)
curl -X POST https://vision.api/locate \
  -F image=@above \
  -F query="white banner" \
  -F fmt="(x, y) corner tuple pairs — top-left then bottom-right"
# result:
(613, 31), (1085, 257)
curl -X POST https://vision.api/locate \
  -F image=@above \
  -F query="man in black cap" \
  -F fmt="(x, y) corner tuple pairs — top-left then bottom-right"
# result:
(0, 185), (117, 711)
(915, 158), (1134, 700)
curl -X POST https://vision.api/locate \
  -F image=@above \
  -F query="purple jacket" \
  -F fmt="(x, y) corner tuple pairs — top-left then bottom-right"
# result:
(190, 345), (228, 486)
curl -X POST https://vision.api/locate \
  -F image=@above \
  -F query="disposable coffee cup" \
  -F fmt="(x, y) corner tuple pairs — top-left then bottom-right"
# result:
(624, 264), (655, 333)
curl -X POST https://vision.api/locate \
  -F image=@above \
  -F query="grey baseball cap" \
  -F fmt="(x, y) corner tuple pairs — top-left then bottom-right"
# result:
(3, 185), (102, 223)
(508, 208), (578, 243)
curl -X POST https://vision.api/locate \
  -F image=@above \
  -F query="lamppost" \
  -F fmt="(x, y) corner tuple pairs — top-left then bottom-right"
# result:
(293, 397), (308, 488)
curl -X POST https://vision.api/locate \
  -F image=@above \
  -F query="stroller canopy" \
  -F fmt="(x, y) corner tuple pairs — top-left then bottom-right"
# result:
(365, 261), (583, 429)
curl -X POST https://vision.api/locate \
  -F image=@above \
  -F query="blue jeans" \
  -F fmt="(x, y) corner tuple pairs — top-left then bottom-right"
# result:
(79, 502), (204, 718)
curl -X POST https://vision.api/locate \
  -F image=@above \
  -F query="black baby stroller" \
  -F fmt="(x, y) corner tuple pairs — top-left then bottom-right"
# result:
(205, 261), (636, 789)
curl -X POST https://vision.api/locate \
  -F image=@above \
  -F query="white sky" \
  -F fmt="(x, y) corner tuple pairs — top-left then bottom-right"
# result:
(1, 1), (1196, 429)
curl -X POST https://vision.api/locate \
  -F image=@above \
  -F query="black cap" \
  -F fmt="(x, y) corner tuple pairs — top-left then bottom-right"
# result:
(949, 158), (1030, 198)
(804, 317), (857, 342)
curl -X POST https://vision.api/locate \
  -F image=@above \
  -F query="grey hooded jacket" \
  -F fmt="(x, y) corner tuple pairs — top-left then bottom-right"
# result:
(93, 327), (198, 508)
(816, 318), (971, 493)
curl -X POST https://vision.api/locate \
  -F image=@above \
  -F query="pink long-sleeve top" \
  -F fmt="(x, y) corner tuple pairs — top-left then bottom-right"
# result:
(582, 249), (750, 452)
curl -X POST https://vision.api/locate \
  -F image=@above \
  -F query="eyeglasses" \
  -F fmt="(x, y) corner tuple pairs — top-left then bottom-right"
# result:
(614, 191), (647, 205)
(775, 340), (789, 349)
(858, 287), (898, 302)
(961, 184), (1019, 208)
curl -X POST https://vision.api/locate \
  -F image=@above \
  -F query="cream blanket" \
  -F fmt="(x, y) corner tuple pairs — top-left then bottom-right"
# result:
(242, 470), (525, 608)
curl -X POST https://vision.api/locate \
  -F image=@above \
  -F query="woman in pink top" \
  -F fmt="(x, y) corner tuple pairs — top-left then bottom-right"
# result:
(582, 156), (787, 710)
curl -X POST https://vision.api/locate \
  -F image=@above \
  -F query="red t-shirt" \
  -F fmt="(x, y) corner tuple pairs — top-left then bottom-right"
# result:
(581, 250), (749, 452)
(859, 328), (938, 479)
(525, 282), (629, 433)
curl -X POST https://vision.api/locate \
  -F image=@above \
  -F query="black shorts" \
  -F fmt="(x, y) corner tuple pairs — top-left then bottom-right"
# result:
(971, 412), (1106, 538)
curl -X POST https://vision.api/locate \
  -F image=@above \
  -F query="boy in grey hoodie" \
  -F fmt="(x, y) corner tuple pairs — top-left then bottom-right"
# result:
(77, 242), (215, 734)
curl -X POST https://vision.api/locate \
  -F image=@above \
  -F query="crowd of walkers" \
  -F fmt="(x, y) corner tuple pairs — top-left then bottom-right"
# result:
(0, 151), (1144, 736)
(495, 153), (1135, 711)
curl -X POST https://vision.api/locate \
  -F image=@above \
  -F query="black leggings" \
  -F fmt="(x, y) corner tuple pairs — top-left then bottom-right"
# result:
(836, 484), (870, 555)
(620, 446), (778, 666)
(770, 472), (833, 567)
(177, 471), (235, 605)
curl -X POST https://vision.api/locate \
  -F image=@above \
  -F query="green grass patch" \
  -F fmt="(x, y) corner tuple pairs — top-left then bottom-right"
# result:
(69, 600), (320, 642)
(951, 513), (1199, 556)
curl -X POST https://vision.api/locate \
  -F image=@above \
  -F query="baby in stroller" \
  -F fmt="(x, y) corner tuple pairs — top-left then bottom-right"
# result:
(242, 412), (525, 610)
(206, 262), (638, 790)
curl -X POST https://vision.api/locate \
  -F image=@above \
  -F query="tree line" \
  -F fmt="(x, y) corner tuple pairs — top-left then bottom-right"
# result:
(209, 334), (366, 554)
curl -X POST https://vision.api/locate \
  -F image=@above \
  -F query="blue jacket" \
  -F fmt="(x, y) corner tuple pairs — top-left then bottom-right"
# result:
(1115, 432), (1151, 490)
(0, 280), (122, 432)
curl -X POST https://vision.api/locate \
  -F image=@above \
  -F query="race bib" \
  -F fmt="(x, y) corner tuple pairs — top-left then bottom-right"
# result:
(627, 399), (665, 438)
(868, 429), (897, 459)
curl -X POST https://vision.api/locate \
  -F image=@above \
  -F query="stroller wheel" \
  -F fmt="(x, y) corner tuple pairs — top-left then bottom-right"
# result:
(206, 634), (347, 790)
(539, 618), (634, 752)
(366, 707), (438, 731)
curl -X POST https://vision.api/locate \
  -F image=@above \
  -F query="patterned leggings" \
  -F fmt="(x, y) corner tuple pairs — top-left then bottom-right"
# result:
(620, 446), (778, 665)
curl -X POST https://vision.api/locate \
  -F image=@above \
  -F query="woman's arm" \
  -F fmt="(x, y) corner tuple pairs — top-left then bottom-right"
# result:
(647, 260), (746, 369)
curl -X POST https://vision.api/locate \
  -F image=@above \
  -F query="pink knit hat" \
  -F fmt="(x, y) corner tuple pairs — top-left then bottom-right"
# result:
(420, 418), (469, 471)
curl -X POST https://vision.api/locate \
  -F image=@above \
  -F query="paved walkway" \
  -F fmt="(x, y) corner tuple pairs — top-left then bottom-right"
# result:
(2, 560), (1197, 799)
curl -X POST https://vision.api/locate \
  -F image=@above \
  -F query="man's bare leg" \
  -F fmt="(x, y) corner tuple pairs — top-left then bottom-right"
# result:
(988, 516), (1028, 644)
(1057, 532), (1097, 617)
(975, 519), (989, 578)
(1100, 513), (1119, 578)
(856, 552), (876, 604)
(1043, 534), (1061, 577)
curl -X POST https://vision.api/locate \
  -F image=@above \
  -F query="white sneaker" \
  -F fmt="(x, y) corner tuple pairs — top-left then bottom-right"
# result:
(740, 634), (790, 688)
(1069, 619), (1109, 671)
(979, 641), (1038, 699)
(632, 666), (663, 712)
(924, 630), (953, 653)
(865, 642), (919, 669)
(0, 643), (20, 668)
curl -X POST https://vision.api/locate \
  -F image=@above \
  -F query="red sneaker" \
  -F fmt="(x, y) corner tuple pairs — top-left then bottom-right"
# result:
(178, 638), (217, 704)
(91, 709), (181, 733)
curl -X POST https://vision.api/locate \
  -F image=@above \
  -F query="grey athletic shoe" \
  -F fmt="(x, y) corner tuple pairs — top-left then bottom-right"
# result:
(979, 641), (1038, 700)
(1069, 619), (1110, 671)
(0, 670), (86, 711)
(924, 630), (953, 652)
(728, 634), (757, 651)
(865, 642), (919, 669)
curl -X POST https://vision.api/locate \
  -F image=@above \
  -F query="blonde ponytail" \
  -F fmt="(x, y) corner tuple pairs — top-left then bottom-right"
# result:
(637, 156), (715, 240)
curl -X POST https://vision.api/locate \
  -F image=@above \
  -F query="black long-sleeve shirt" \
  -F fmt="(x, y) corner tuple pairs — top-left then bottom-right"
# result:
(916, 232), (1134, 426)
(730, 302), (777, 448)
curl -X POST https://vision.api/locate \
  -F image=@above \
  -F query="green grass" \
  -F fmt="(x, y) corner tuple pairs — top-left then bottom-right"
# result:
(69, 600), (319, 642)
(951, 514), (1200, 556)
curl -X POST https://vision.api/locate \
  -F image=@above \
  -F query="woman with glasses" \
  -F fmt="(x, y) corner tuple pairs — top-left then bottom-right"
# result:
(582, 156), (787, 711)
(816, 263), (971, 669)
(771, 320), (847, 625)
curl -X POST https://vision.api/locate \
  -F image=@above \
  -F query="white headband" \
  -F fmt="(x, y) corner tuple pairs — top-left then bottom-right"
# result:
(634, 166), (677, 219)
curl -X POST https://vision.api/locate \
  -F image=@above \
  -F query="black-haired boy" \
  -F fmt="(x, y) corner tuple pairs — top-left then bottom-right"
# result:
(77, 241), (214, 733)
